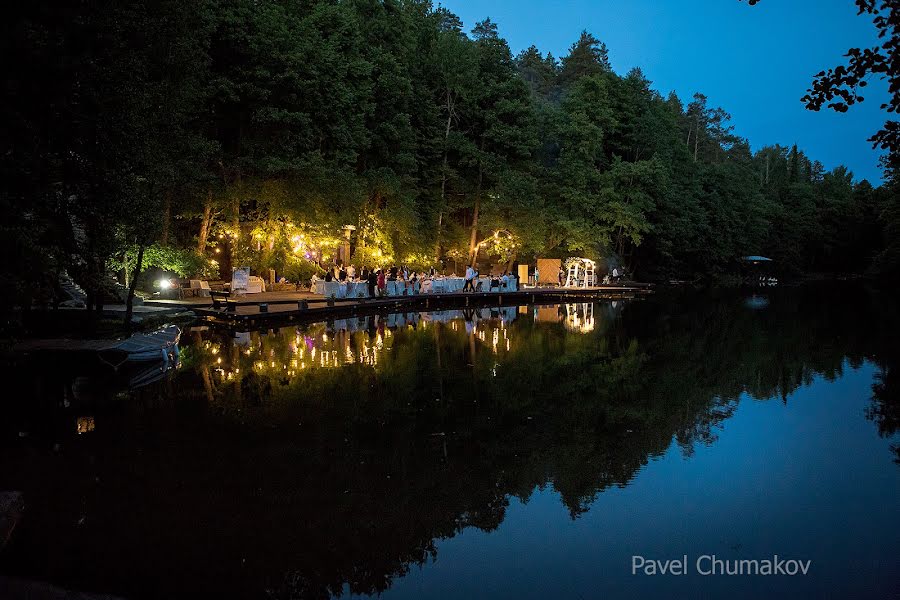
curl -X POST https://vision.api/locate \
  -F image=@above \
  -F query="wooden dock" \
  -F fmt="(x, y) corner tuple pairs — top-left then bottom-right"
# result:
(180, 285), (651, 329)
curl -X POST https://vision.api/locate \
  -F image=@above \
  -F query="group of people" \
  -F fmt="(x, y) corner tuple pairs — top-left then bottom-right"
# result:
(312, 262), (519, 297)
(601, 265), (627, 285)
(314, 263), (438, 297)
(463, 266), (515, 292)
(311, 260), (628, 296)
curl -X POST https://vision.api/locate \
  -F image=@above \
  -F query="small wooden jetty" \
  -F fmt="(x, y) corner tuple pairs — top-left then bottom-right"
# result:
(158, 285), (651, 329)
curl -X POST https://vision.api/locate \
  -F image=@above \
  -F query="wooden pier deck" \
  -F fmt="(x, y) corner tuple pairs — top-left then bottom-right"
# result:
(151, 285), (651, 329)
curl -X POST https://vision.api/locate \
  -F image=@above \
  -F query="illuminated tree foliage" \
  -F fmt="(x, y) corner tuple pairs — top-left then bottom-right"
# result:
(3, 0), (898, 318)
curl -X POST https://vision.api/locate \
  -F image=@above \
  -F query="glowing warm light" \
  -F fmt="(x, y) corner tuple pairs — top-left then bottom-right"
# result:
(77, 416), (95, 434)
(158, 279), (172, 290)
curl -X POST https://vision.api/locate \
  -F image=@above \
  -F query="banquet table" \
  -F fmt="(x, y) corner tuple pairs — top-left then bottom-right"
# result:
(232, 276), (266, 294)
(429, 276), (517, 294)
(313, 280), (420, 298)
(313, 281), (368, 298)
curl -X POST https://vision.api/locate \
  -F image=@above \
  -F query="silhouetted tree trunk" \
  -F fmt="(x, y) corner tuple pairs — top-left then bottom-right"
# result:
(160, 190), (172, 245)
(468, 145), (484, 266)
(435, 88), (455, 262)
(123, 243), (144, 326)
(198, 189), (212, 254)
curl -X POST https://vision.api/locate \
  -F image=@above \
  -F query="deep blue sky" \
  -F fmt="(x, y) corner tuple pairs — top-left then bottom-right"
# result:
(439, 0), (890, 183)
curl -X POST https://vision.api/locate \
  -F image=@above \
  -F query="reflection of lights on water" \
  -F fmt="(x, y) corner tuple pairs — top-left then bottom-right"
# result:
(564, 303), (596, 334)
(77, 416), (95, 434)
(199, 311), (523, 381)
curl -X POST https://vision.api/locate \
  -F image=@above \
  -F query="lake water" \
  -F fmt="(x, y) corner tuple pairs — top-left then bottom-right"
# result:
(1, 284), (898, 599)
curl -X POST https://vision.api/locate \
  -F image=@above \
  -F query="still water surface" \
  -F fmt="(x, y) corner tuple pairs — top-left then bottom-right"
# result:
(1, 285), (898, 599)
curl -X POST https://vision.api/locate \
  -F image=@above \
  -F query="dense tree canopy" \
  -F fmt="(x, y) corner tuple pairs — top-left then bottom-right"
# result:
(3, 0), (898, 313)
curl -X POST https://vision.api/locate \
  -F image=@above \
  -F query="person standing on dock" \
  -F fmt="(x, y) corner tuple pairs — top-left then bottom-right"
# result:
(367, 269), (377, 298)
(558, 266), (564, 287)
(347, 264), (356, 280)
(463, 265), (475, 292)
(533, 266), (540, 288)
(377, 269), (386, 296)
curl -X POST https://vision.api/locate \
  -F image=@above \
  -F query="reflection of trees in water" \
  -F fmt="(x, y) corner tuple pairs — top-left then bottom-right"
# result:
(863, 291), (900, 464)
(869, 363), (900, 464)
(176, 286), (898, 597)
(2, 285), (898, 599)
(623, 284), (900, 464)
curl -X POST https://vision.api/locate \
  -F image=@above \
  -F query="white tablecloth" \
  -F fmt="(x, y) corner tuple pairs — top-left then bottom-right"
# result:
(233, 276), (265, 294)
(313, 276), (516, 298)
(314, 281), (367, 298)
(314, 280), (420, 298)
(430, 277), (517, 293)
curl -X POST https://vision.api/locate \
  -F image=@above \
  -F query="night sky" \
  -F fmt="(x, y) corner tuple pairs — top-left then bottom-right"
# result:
(440, 0), (890, 183)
